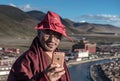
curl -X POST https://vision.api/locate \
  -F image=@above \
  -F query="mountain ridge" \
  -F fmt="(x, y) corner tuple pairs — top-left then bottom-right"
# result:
(0, 5), (120, 38)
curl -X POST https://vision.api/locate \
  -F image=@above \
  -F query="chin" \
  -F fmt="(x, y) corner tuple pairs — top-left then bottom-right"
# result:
(44, 47), (56, 52)
(48, 48), (56, 51)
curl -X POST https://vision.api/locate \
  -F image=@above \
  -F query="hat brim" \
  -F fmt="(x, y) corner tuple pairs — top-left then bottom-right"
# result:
(35, 26), (73, 41)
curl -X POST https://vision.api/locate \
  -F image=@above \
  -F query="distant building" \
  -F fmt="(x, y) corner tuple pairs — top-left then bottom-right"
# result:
(72, 49), (89, 61)
(70, 38), (96, 61)
(0, 56), (16, 76)
(0, 66), (11, 76)
(85, 43), (96, 54)
(3, 48), (20, 54)
(0, 47), (2, 51)
(0, 57), (16, 66)
(72, 38), (96, 54)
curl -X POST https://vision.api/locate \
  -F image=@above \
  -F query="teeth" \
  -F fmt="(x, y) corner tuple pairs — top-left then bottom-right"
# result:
(48, 44), (54, 47)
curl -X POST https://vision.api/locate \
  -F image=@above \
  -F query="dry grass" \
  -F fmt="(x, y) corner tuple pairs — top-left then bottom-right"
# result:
(0, 34), (120, 52)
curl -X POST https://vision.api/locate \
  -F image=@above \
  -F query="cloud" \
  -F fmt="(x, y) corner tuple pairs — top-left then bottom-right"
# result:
(81, 14), (120, 22)
(9, 3), (17, 7)
(79, 20), (86, 23)
(21, 4), (32, 11)
(73, 14), (120, 27)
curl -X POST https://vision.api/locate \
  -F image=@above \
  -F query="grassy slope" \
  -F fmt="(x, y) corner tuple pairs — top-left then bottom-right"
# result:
(0, 5), (38, 38)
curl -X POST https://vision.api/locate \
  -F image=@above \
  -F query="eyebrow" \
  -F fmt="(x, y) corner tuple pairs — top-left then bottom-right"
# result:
(43, 30), (61, 35)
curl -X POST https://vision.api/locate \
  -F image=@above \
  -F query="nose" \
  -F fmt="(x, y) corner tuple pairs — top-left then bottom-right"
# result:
(48, 35), (56, 41)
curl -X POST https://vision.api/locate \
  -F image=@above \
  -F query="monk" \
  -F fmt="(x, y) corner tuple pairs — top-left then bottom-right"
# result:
(7, 11), (72, 81)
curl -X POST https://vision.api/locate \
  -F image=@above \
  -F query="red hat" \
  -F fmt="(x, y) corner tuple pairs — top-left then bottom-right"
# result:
(35, 11), (73, 41)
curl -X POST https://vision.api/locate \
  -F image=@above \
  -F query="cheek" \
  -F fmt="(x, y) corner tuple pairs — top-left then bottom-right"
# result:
(56, 40), (61, 46)
(41, 36), (49, 42)
(39, 36), (46, 45)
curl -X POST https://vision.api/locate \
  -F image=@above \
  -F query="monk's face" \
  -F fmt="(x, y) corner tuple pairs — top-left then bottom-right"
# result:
(39, 30), (62, 52)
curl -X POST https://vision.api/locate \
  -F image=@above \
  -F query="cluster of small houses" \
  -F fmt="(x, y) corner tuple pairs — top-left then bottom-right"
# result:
(66, 38), (120, 62)
(0, 47), (20, 77)
(0, 47), (20, 54)
(91, 58), (120, 81)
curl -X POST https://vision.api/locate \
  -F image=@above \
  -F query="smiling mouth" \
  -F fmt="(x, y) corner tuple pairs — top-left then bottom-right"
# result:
(47, 43), (55, 48)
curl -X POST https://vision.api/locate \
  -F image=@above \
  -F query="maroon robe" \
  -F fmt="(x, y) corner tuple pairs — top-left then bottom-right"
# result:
(7, 37), (71, 81)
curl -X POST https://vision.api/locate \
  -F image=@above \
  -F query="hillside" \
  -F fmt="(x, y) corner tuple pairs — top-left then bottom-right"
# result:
(26, 10), (46, 21)
(0, 5), (38, 38)
(73, 22), (120, 33)
(0, 5), (120, 39)
(63, 19), (120, 34)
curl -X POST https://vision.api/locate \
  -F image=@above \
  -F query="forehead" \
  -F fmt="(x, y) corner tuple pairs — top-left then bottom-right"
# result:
(41, 30), (62, 35)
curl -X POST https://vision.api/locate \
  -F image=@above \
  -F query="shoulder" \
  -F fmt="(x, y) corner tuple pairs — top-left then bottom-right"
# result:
(13, 50), (38, 65)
